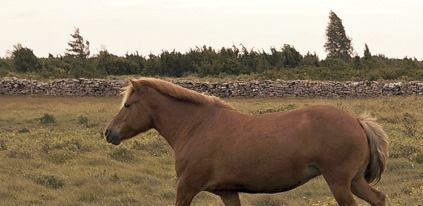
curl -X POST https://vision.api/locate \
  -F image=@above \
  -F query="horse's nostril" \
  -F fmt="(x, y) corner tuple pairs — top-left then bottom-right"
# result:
(104, 129), (110, 137)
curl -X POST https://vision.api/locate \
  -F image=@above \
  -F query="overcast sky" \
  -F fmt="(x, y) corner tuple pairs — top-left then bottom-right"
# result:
(1, 0), (422, 59)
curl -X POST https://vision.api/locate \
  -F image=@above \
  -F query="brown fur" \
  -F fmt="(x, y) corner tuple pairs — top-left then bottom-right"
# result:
(121, 78), (235, 110)
(106, 78), (389, 206)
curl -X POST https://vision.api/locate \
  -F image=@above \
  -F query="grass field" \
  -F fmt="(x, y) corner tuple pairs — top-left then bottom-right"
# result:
(0, 96), (422, 206)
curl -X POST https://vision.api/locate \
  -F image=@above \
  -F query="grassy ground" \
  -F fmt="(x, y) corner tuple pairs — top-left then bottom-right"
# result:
(0, 96), (422, 206)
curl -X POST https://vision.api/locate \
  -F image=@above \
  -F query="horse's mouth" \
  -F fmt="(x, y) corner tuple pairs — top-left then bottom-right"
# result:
(107, 135), (121, 145)
(109, 138), (121, 145)
(105, 130), (121, 145)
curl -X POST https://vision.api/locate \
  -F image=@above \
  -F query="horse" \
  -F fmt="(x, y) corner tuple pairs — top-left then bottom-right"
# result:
(104, 78), (388, 206)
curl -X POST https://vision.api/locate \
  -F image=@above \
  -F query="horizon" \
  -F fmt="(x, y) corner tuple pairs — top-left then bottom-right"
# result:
(2, 0), (422, 59)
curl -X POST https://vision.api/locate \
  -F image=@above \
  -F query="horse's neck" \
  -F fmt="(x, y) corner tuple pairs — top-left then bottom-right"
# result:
(149, 95), (209, 151)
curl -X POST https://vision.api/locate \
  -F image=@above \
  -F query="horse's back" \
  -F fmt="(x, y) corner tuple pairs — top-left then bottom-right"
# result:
(263, 105), (368, 164)
(200, 104), (367, 161)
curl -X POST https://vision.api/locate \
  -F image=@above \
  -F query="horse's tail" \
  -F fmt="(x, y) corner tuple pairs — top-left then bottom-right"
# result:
(358, 114), (389, 184)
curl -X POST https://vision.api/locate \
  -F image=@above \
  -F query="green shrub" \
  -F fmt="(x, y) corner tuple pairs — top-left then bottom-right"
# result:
(253, 104), (297, 115)
(109, 147), (134, 162)
(0, 139), (7, 150)
(78, 193), (98, 202)
(40, 139), (87, 154)
(40, 113), (56, 124)
(40, 143), (50, 154)
(390, 144), (419, 160)
(416, 151), (423, 164)
(11, 44), (41, 72)
(4, 40), (423, 80)
(160, 190), (176, 200)
(379, 115), (400, 124)
(45, 150), (72, 164)
(386, 158), (415, 171)
(110, 173), (120, 183)
(77, 115), (89, 126)
(321, 57), (349, 70)
(252, 196), (287, 206)
(17, 127), (30, 133)
(33, 174), (65, 189)
(62, 139), (84, 152)
(7, 149), (31, 159)
(402, 113), (417, 137)
(131, 138), (170, 156)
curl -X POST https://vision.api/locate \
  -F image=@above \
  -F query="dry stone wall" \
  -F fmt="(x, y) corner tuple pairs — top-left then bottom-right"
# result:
(1, 78), (423, 97)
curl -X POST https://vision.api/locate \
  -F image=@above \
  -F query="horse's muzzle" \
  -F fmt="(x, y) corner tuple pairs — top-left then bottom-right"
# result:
(104, 129), (121, 145)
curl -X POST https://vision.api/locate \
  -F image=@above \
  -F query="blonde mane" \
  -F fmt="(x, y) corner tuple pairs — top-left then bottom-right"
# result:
(121, 78), (235, 110)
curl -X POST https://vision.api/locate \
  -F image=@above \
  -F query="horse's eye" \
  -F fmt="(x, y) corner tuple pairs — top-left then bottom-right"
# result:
(124, 103), (130, 108)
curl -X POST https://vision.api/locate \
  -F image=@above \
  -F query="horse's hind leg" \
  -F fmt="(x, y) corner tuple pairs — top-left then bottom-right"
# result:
(217, 192), (241, 206)
(322, 170), (357, 206)
(351, 177), (385, 206)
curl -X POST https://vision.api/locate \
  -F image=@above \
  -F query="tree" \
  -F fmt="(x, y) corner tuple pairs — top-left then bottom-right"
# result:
(266, 45), (302, 68)
(64, 27), (95, 77)
(364, 44), (372, 60)
(65, 27), (90, 58)
(97, 50), (139, 75)
(301, 52), (320, 66)
(324, 11), (353, 61)
(11, 43), (41, 72)
(280, 44), (302, 68)
(0, 57), (12, 74)
(352, 55), (364, 70)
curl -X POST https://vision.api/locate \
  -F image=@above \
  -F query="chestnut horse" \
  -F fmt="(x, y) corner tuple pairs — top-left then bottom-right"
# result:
(105, 78), (388, 206)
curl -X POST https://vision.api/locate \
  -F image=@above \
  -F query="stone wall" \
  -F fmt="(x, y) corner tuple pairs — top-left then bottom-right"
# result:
(1, 78), (423, 97)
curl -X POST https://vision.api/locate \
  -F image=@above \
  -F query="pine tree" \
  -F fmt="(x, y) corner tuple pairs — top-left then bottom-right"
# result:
(280, 44), (302, 68)
(324, 11), (353, 61)
(364, 43), (372, 60)
(65, 27), (90, 58)
(64, 27), (94, 77)
(301, 52), (320, 66)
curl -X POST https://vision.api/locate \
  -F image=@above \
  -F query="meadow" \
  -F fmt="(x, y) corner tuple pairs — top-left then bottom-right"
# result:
(0, 96), (422, 206)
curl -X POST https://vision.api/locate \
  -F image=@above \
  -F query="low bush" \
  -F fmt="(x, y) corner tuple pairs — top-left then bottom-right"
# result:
(402, 113), (417, 137)
(0, 139), (7, 150)
(7, 149), (32, 159)
(252, 196), (287, 206)
(386, 158), (415, 171)
(32, 174), (65, 189)
(40, 139), (87, 154)
(77, 115), (89, 126)
(109, 147), (134, 162)
(415, 151), (423, 164)
(39, 113), (56, 124)
(44, 150), (73, 164)
(390, 144), (419, 160)
(17, 127), (30, 133)
(131, 138), (170, 156)
(253, 104), (297, 115)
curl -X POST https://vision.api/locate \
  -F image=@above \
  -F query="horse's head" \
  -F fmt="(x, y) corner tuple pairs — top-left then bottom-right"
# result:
(104, 79), (153, 145)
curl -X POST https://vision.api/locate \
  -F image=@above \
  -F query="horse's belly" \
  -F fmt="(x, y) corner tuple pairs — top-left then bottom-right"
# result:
(209, 182), (302, 194)
(209, 177), (314, 194)
(208, 164), (320, 194)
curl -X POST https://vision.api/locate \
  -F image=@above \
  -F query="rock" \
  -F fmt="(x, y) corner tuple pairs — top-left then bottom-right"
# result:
(1, 78), (423, 98)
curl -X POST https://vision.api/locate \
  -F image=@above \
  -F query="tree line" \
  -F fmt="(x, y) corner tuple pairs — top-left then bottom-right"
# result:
(1, 11), (422, 81)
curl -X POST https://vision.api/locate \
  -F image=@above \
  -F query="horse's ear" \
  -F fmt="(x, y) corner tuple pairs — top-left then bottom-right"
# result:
(129, 79), (140, 90)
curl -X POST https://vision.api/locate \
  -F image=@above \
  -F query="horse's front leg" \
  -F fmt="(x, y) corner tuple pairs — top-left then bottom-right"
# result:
(217, 192), (241, 206)
(175, 180), (200, 206)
